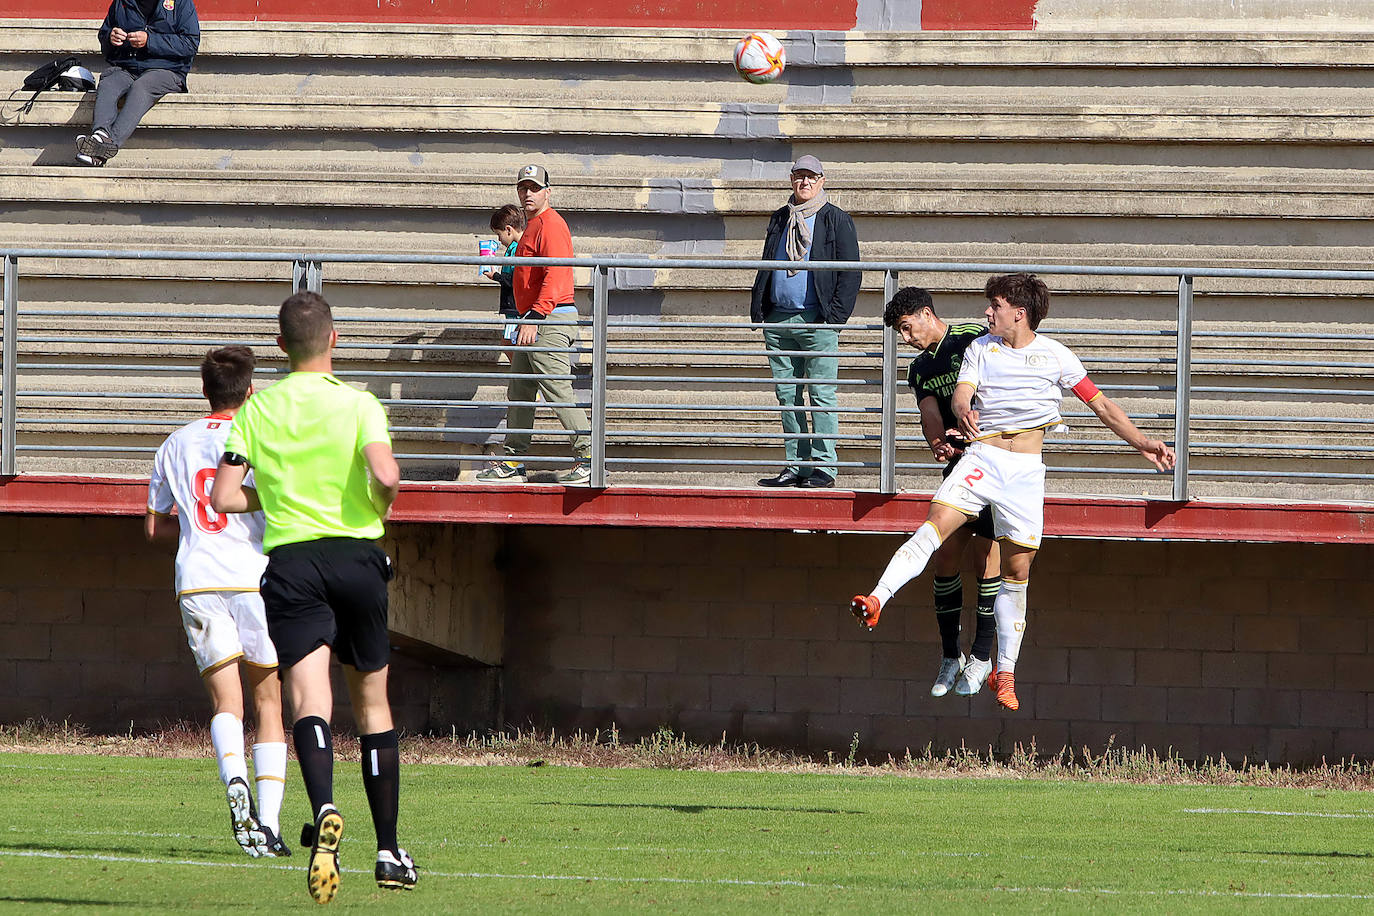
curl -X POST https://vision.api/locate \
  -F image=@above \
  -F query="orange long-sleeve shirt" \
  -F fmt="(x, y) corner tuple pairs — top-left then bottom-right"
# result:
(513, 207), (575, 316)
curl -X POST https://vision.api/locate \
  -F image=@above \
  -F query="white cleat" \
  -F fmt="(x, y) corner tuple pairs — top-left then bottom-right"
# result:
(930, 654), (965, 697)
(954, 656), (993, 696)
(226, 777), (265, 858)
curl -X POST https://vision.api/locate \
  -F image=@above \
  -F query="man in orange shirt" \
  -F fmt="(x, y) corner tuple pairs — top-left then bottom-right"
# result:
(477, 164), (593, 485)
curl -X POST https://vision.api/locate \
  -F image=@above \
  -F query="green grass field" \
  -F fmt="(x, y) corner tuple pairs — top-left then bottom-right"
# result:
(2, 750), (1372, 912)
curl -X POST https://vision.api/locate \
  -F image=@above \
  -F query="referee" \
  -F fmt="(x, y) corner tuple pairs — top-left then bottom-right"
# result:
(211, 291), (416, 904)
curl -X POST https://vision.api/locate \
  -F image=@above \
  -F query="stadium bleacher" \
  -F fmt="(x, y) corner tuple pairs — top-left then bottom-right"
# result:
(1, 20), (1371, 501)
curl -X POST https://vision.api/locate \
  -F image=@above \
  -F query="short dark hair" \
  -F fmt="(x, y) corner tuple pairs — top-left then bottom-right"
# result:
(984, 273), (1050, 330)
(490, 204), (525, 232)
(279, 291), (334, 359)
(882, 287), (935, 328)
(201, 345), (254, 412)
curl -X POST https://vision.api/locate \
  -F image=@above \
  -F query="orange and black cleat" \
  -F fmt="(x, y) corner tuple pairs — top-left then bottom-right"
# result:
(849, 594), (881, 630)
(989, 668), (1019, 711)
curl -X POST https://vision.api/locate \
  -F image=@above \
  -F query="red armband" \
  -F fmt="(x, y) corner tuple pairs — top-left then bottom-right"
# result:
(1072, 377), (1101, 403)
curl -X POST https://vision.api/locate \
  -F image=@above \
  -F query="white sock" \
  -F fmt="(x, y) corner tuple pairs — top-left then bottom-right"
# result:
(210, 712), (248, 786)
(252, 742), (288, 834)
(873, 522), (943, 607)
(994, 579), (1029, 672)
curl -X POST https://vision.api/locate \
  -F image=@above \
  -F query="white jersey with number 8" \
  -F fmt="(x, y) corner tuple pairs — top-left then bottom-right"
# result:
(148, 414), (268, 597)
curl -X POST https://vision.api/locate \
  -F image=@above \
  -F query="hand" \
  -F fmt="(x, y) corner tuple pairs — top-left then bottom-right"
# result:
(110, 27), (127, 45)
(483, 269), (499, 280)
(931, 440), (956, 463)
(1141, 439), (1177, 471)
(515, 322), (539, 347)
(957, 409), (981, 442)
(128, 30), (148, 48)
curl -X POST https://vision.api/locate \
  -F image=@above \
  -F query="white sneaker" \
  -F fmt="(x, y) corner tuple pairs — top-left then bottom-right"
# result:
(954, 656), (993, 696)
(930, 654), (965, 697)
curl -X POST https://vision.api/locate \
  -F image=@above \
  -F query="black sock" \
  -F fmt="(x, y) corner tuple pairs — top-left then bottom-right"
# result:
(971, 576), (1000, 661)
(932, 575), (963, 659)
(360, 730), (400, 855)
(292, 716), (334, 818)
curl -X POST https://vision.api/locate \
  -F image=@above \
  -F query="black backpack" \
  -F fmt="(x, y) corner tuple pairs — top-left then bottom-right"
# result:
(19, 56), (89, 114)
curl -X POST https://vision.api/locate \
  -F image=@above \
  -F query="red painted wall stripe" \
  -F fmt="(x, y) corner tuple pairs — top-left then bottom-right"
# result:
(921, 0), (1037, 29)
(3, 476), (1369, 544)
(7, 0), (860, 28)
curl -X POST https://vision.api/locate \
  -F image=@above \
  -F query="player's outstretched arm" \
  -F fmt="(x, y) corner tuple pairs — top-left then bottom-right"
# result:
(363, 441), (401, 519)
(209, 457), (261, 514)
(1086, 394), (1176, 471)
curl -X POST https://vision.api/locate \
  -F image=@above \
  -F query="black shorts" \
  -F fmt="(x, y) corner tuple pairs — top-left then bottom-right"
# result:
(261, 537), (394, 672)
(941, 456), (996, 540)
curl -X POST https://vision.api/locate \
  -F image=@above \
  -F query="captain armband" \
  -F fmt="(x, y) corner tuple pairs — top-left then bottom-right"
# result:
(1071, 377), (1102, 403)
(221, 451), (249, 467)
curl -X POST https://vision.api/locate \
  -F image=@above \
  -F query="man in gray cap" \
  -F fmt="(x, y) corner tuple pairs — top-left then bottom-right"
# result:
(750, 155), (861, 488)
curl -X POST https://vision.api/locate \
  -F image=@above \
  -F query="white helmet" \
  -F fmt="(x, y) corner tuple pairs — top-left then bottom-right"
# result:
(56, 65), (95, 91)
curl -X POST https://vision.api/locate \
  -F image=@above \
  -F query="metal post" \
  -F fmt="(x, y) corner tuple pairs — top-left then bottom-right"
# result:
(1172, 274), (1193, 502)
(590, 265), (609, 488)
(878, 269), (899, 494)
(1, 256), (15, 476)
(292, 259), (322, 293)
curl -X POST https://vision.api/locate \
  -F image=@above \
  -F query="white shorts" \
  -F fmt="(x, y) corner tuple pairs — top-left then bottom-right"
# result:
(179, 590), (278, 674)
(931, 442), (1045, 549)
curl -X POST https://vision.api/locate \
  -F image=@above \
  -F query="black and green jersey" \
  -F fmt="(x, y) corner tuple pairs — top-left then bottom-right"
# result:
(905, 322), (988, 430)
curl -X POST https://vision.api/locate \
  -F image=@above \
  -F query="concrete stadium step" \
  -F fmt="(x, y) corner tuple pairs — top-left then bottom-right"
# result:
(8, 166), (1374, 220)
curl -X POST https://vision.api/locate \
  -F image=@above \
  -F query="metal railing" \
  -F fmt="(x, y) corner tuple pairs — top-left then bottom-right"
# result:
(3, 248), (1374, 503)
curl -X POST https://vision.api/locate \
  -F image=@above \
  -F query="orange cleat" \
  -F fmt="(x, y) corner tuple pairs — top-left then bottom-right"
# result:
(991, 669), (1019, 711)
(850, 594), (881, 630)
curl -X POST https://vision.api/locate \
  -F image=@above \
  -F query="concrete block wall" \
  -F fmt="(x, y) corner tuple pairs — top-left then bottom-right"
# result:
(502, 526), (1374, 765)
(3, 512), (1370, 766)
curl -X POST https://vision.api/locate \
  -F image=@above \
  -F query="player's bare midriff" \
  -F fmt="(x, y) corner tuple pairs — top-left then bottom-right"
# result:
(977, 427), (1044, 455)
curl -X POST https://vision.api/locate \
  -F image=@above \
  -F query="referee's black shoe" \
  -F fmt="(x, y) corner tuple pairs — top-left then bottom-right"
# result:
(376, 848), (418, 890)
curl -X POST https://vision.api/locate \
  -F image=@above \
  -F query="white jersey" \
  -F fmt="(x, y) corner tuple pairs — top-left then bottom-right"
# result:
(955, 332), (1090, 439)
(147, 414), (268, 597)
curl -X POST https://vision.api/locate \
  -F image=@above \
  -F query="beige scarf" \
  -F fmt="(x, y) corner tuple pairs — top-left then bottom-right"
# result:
(783, 189), (828, 276)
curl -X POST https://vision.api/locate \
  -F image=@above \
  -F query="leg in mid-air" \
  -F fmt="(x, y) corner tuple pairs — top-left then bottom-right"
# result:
(849, 502), (974, 630)
(986, 542), (1036, 712)
(954, 523), (1001, 697)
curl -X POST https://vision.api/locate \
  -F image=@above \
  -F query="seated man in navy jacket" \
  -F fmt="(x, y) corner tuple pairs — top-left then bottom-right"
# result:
(750, 155), (861, 489)
(76, 0), (199, 166)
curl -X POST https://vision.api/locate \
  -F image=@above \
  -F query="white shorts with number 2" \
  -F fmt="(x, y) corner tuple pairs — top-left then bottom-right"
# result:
(931, 442), (1045, 549)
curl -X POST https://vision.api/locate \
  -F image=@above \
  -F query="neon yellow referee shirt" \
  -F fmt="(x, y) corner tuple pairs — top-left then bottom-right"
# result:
(224, 372), (392, 552)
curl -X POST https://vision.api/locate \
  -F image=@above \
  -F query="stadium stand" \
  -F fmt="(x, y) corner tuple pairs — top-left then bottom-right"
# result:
(1, 21), (1371, 501)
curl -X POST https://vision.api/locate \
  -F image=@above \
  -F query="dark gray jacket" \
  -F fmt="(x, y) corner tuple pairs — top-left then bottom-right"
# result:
(750, 201), (861, 324)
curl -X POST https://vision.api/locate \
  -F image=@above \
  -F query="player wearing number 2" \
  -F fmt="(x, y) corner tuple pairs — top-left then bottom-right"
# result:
(850, 274), (1175, 711)
(145, 345), (290, 857)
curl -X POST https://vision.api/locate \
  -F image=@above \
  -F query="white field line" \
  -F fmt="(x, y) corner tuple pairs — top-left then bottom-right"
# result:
(1183, 808), (1374, 819)
(0, 849), (839, 889)
(5, 848), (1373, 899)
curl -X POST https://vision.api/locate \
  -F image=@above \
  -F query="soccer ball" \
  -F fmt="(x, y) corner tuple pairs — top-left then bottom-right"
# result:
(733, 31), (785, 84)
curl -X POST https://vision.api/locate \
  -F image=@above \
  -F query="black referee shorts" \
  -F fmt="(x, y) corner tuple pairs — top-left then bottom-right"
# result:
(261, 537), (394, 672)
(941, 455), (996, 540)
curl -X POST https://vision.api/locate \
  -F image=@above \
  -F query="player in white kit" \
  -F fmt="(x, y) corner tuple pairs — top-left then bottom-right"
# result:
(850, 275), (1175, 710)
(145, 346), (290, 857)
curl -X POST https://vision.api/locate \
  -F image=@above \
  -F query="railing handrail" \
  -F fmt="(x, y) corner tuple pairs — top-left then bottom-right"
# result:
(9, 247), (1374, 283)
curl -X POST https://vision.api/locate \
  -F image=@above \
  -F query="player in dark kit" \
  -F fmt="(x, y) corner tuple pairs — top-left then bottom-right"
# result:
(879, 287), (1002, 698)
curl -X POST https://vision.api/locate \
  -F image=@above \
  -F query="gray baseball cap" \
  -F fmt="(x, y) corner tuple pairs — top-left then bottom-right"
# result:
(790, 155), (824, 175)
(516, 164), (550, 188)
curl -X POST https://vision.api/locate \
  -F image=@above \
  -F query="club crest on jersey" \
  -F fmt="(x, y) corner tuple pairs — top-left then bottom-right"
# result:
(1025, 353), (1050, 367)
(163, 0), (174, 9)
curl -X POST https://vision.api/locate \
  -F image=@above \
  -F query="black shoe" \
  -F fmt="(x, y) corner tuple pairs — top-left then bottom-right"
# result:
(376, 848), (418, 890)
(306, 804), (344, 905)
(758, 468), (803, 487)
(797, 470), (836, 488)
(260, 824), (292, 857)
